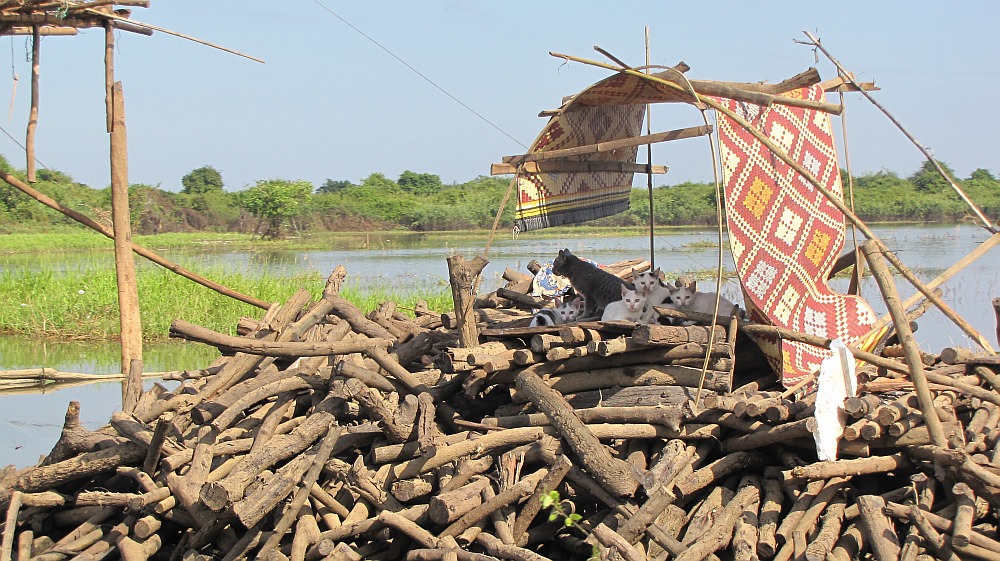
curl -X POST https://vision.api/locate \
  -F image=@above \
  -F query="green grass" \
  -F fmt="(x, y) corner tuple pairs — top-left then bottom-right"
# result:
(0, 266), (452, 341)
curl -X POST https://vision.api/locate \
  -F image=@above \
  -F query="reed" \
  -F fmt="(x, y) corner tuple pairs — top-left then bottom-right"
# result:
(0, 266), (452, 340)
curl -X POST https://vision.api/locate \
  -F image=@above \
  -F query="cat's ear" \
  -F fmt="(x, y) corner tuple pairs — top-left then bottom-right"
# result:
(621, 284), (629, 297)
(691, 280), (698, 291)
(653, 267), (661, 277)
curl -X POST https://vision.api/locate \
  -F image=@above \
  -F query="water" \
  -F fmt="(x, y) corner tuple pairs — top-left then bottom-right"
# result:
(1, 223), (998, 468)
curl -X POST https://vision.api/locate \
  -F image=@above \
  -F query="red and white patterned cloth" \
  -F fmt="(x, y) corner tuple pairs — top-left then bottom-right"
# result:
(714, 85), (881, 388)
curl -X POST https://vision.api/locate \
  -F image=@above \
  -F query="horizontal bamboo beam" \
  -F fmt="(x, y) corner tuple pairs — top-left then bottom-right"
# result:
(502, 125), (712, 165)
(490, 161), (668, 175)
(1, 25), (77, 35)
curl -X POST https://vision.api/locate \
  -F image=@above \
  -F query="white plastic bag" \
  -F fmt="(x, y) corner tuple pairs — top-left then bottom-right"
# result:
(810, 339), (857, 461)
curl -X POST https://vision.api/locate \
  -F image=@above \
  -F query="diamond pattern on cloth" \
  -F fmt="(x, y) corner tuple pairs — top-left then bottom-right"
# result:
(714, 85), (881, 388)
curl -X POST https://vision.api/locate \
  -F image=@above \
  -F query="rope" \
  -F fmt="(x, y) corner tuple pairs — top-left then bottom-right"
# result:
(310, 0), (527, 151)
(838, 86), (863, 294)
(651, 66), (725, 407)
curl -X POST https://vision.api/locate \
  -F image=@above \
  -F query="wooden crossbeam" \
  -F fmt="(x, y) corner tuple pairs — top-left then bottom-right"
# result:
(501, 125), (711, 165)
(490, 161), (668, 176)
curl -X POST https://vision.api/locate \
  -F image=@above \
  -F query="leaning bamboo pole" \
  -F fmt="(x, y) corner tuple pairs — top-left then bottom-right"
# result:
(0, 169), (271, 310)
(549, 52), (996, 354)
(861, 241), (948, 447)
(800, 30), (997, 235)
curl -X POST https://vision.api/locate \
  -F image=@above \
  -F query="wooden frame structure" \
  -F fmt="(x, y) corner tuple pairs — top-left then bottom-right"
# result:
(0, 1), (265, 411)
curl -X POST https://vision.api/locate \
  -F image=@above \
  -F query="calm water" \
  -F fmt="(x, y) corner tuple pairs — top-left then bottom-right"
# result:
(1, 224), (998, 467)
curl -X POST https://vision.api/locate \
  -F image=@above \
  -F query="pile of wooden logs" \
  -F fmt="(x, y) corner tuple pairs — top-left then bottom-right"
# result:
(2, 263), (1000, 561)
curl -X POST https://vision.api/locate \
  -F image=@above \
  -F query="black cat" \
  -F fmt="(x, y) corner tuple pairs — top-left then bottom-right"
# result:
(551, 248), (631, 320)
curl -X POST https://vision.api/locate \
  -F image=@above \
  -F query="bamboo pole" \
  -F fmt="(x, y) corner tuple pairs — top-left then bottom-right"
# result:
(547, 51), (995, 354)
(83, 9), (264, 64)
(25, 25), (38, 181)
(800, 31), (997, 235)
(861, 231), (1000, 345)
(0, 169), (270, 309)
(861, 241), (947, 448)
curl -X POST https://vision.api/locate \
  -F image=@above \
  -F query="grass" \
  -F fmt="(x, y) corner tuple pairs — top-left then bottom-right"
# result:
(0, 266), (453, 341)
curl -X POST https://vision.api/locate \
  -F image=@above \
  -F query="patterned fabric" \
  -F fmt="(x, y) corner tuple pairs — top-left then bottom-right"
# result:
(714, 85), (881, 388)
(514, 73), (646, 231)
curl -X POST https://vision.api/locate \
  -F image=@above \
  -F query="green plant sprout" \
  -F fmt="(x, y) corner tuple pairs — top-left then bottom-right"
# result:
(540, 490), (600, 560)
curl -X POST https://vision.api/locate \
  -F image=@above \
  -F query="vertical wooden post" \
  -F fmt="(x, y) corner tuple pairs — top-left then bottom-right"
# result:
(106, 23), (143, 410)
(860, 241), (947, 449)
(446, 254), (488, 348)
(26, 25), (40, 182)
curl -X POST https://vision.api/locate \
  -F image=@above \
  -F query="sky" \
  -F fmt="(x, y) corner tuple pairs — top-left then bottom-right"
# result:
(0, 1), (997, 193)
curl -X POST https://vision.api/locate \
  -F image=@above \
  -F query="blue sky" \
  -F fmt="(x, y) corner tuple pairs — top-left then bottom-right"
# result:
(0, 1), (996, 192)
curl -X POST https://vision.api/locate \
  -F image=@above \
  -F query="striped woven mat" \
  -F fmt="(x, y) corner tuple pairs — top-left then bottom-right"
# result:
(513, 74), (645, 232)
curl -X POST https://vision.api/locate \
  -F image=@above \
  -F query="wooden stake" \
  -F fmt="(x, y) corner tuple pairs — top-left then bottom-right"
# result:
(25, 25), (38, 182)
(446, 255), (489, 348)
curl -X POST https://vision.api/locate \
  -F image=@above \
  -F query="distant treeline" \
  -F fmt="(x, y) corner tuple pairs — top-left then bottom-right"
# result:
(1, 154), (997, 237)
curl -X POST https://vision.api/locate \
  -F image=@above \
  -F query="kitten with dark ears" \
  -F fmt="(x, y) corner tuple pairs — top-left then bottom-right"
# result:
(672, 279), (738, 322)
(551, 248), (631, 320)
(529, 296), (583, 327)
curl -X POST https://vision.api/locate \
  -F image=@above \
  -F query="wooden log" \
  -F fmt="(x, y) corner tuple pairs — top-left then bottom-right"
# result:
(253, 425), (340, 559)
(632, 324), (727, 345)
(756, 478), (783, 558)
(441, 469), (548, 538)
(200, 409), (335, 511)
(11, 442), (145, 493)
(169, 319), (391, 357)
(732, 475), (762, 561)
(447, 255), (489, 347)
(857, 494), (901, 561)
(674, 483), (760, 561)
(548, 363), (731, 394)
(862, 241), (948, 447)
(885, 501), (1000, 553)
(428, 477), (491, 525)
(515, 369), (637, 497)
(845, 393), (883, 418)
(782, 453), (909, 483)
(805, 498), (847, 561)
(952, 482), (976, 548)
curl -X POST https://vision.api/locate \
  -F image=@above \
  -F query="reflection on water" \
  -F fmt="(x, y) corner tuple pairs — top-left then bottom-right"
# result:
(0, 223), (998, 467)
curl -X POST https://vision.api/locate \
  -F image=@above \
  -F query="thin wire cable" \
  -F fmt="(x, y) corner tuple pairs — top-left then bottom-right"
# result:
(0, 121), (46, 169)
(310, 0), (527, 151)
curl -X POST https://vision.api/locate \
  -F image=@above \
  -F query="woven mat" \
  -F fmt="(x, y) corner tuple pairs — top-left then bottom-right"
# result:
(514, 74), (646, 232)
(714, 85), (881, 388)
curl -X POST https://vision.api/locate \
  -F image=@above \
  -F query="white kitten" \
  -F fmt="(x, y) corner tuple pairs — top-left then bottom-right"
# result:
(601, 284), (648, 323)
(632, 268), (678, 323)
(529, 296), (583, 327)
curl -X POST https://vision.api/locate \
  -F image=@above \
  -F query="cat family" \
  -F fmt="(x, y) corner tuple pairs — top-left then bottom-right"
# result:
(631, 268), (738, 323)
(551, 249), (631, 320)
(529, 296), (583, 327)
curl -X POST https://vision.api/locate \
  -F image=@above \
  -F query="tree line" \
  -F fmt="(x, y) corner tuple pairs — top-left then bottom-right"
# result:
(0, 154), (997, 238)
